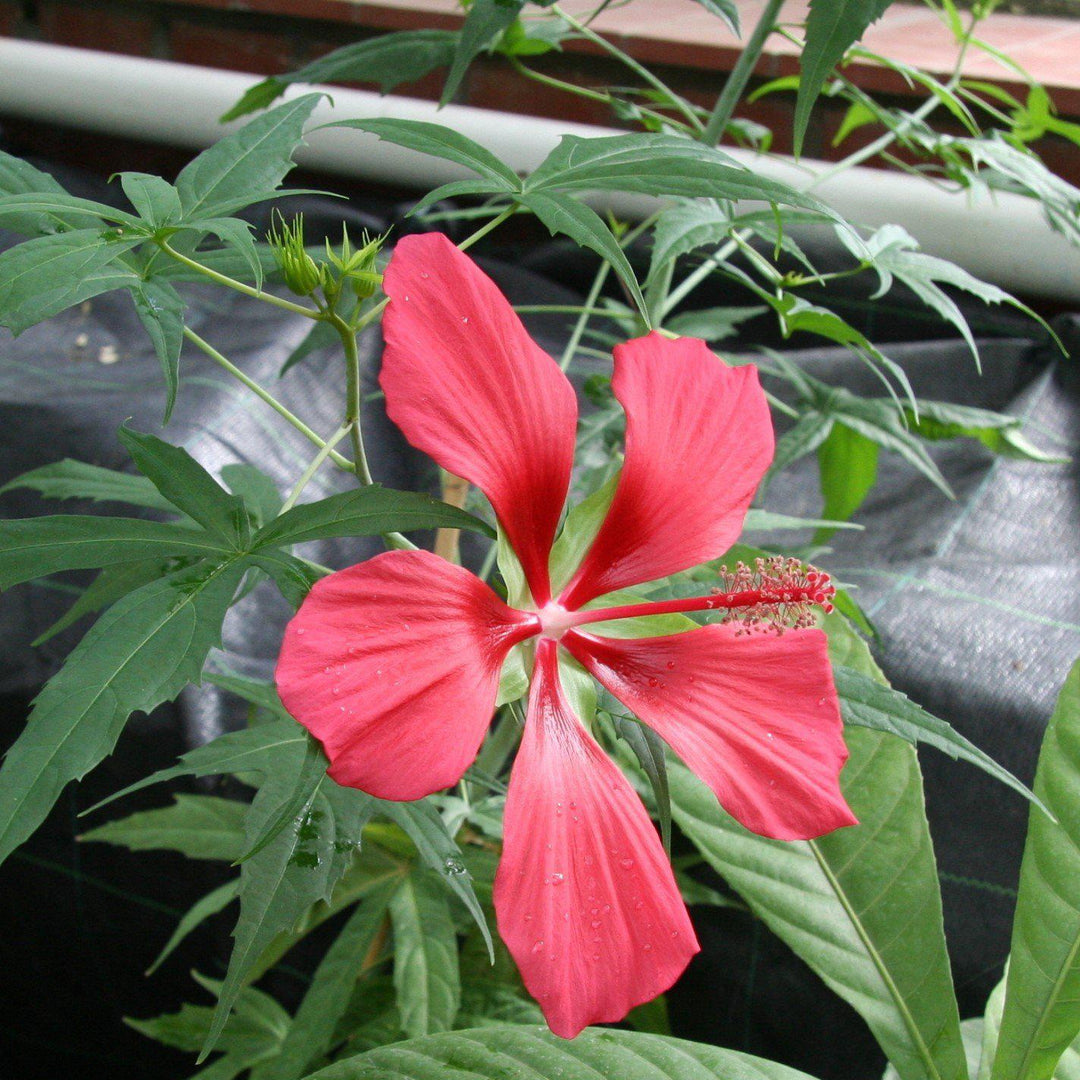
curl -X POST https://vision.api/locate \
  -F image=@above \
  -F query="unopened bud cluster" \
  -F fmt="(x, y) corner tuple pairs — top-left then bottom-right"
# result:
(267, 214), (385, 301)
(707, 556), (836, 635)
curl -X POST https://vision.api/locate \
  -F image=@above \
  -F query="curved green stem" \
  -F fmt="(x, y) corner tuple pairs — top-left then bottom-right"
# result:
(560, 259), (612, 372)
(458, 206), (517, 252)
(182, 326), (353, 471)
(158, 240), (321, 320)
(280, 422), (353, 513)
(551, 4), (705, 134)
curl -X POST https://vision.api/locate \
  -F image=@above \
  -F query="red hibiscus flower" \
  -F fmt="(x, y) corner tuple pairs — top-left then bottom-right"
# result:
(275, 232), (856, 1038)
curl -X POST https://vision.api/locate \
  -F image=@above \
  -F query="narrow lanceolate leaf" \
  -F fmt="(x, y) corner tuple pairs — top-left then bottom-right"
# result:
(222, 30), (457, 121)
(305, 1026), (831, 1080)
(330, 119), (521, 192)
(203, 775), (375, 1059)
(147, 879), (240, 975)
(0, 229), (141, 334)
(672, 620), (966, 1080)
(80, 794), (247, 862)
(518, 190), (647, 315)
(834, 666), (1044, 813)
(992, 656), (1080, 1080)
(0, 558), (247, 867)
(795, 0), (893, 155)
(441, 0), (521, 105)
(390, 869), (462, 1038)
(175, 93), (322, 220)
(120, 172), (183, 228)
(252, 486), (492, 550)
(0, 458), (175, 511)
(130, 280), (186, 423)
(118, 427), (249, 546)
(525, 134), (841, 220)
(0, 515), (227, 591)
(259, 882), (397, 1080)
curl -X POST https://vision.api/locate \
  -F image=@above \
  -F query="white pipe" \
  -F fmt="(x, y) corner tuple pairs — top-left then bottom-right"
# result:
(1, 37), (1078, 301)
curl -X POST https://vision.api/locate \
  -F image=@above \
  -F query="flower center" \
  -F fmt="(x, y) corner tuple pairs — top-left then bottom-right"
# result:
(537, 602), (575, 640)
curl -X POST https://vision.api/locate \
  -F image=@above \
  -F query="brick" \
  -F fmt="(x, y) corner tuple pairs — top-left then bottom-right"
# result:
(0, 0), (22, 36)
(38, 2), (156, 56)
(168, 18), (297, 74)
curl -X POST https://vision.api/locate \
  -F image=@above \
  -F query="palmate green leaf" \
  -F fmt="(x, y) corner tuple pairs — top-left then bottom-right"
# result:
(794, 0), (893, 155)
(252, 549), (326, 609)
(119, 427), (249, 546)
(526, 135), (842, 223)
(0, 190), (140, 232)
(0, 228), (142, 334)
(991, 656), (1080, 1080)
(203, 754), (377, 1059)
(816, 421), (879, 537)
(80, 793), (247, 861)
(259, 881), (397, 1080)
(769, 412), (835, 477)
(252, 486), (492, 549)
(0, 515), (224, 593)
(221, 465), (283, 527)
(834, 666), (1044, 812)
(186, 216), (265, 291)
(175, 94), (323, 220)
(0, 557), (248, 868)
(549, 473), (617, 596)
(518, 191), (648, 316)
(843, 224), (1044, 368)
(441, 0), (522, 106)
(904, 400), (1067, 464)
(390, 868), (462, 1038)
(304, 1025), (830, 1080)
(649, 199), (734, 279)
(130, 279), (186, 423)
(671, 618), (966, 1080)
(330, 119), (521, 192)
(147, 879), (241, 975)
(223, 31), (457, 121)
(204, 671), (291, 720)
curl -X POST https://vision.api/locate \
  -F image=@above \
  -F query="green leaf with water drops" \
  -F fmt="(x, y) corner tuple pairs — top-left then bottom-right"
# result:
(390, 867), (461, 1037)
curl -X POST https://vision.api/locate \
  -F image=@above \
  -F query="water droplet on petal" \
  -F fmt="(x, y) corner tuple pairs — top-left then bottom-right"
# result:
(647, 677), (659, 688)
(666, 660), (676, 670)
(643, 943), (653, 952)
(531, 939), (545, 954)
(549, 873), (565, 886)
(591, 952), (601, 961)
(296, 628), (305, 636)
(420, 272), (429, 279)
(568, 801), (577, 810)
(591, 919), (602, 928)
(620, 858), (634, 870)
(524, 912), (533, 922)
(634, 900), (645, 911)
(461, 316), (469, 324)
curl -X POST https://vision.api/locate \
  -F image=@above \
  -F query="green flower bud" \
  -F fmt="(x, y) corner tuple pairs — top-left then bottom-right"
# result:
(268, 213), (321, 297)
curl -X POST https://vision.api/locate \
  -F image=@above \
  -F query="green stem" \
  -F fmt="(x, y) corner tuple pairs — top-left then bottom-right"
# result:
(560, 259), (612, 371)
(458, 207), (517, 252)
(158, 240), (321, 320)
(703, 0), (786, 145)
(551, 4), (705, 133)
(280, 423), (352, 513)
(182, 327), (353, 471)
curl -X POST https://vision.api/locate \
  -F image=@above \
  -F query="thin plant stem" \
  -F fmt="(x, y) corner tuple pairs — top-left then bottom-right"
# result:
(560, 260), (612, 372)
(551, 4), (705, 134)
(182, 327), (354, 471)
(158, 239), (321, 320)
(280, 422), (352, 514)
(458, 207), (517, 252)
(703, 0), (786, 146)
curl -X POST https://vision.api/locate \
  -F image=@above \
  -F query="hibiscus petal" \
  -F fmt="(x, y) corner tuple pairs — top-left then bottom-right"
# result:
(494, 639), (698, 1039)
(381, 233), (578, 604)
(559, 333), (774, 609)
(564, 626), (857, 841)
(275, 550), (537, 800)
